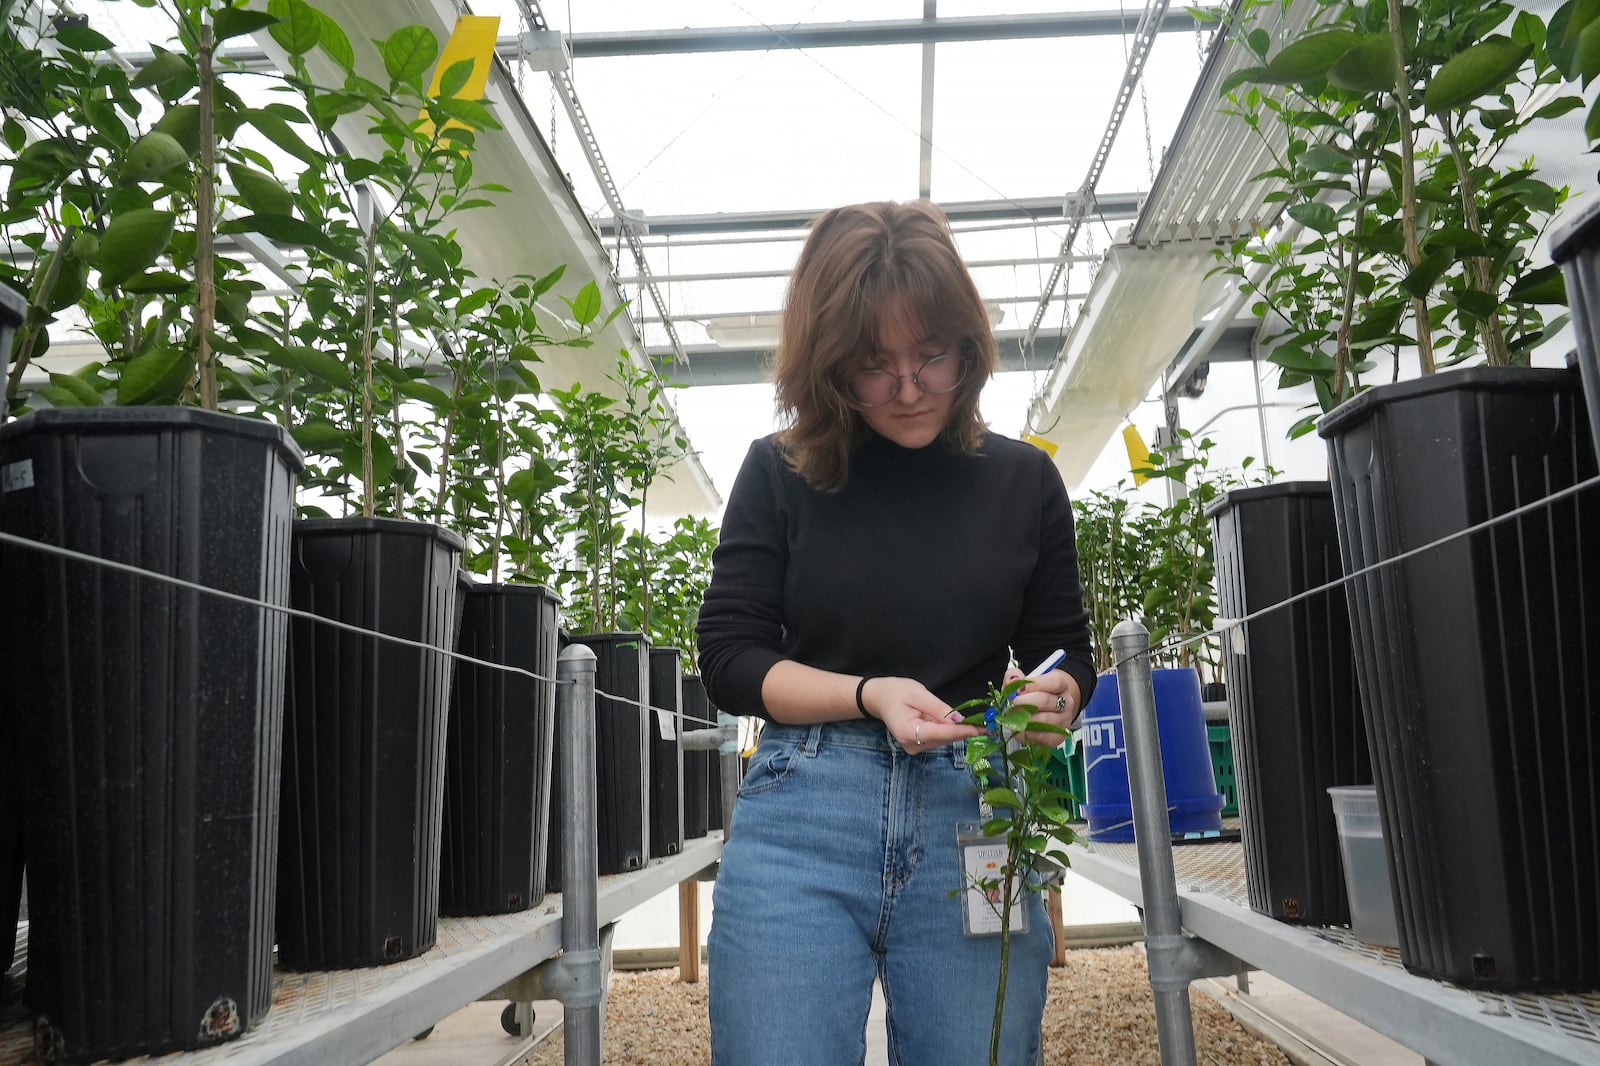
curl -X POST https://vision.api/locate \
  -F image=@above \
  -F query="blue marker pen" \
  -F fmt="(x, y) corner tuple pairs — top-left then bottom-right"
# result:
(950, 648), (1069, 723)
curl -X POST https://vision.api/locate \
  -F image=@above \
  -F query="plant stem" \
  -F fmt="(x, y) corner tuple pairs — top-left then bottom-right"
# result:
(490, 352), (508, 583)
(1440, 110), (1510, 366)
(990, 851), (1017, 1066)
(194, 18), (218, 410)
(1387, 0), (1435, 374)
(1333, 161), (1371, 404)
(390, 298), (405, 518)
(4, 236), (67, 419)
(437, 362), (462, 522)
(359, 213), (379, 518)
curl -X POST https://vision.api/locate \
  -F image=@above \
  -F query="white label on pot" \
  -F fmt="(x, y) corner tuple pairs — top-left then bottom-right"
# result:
(1, 460), (32, 493)
(656, 705), (676, 740)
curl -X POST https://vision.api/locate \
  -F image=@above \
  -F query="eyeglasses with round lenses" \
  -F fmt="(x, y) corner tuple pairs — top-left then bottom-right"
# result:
(846, 351), (968, 408)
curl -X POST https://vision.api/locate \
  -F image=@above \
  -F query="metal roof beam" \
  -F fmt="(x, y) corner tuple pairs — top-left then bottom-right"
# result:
(115, 9), (1221, 72)
(559, 10), (1215, 57)
(597, 193), (1144, 237)
(652, 329), (1074, 386)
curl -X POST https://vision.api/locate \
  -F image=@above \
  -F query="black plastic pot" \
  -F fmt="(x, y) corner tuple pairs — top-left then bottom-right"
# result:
(647, 649), (685, 859)
(1551, 199), (1600, 467)
(1321, 368), (1600, 990)
(0, 407), (301, 1061)
(681, 675), (713, 840)
(440, 584), (559, 916)
(1208, 482), (1370, 926)
(277, 518), (462, 970)
(569, 633), (651, 875)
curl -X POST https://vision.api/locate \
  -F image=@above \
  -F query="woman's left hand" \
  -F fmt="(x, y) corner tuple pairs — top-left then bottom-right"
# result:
(1002, 667), (1081, 747)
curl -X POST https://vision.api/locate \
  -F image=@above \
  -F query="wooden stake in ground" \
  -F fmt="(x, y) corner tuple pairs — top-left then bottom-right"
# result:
(678, 880), (700, 984)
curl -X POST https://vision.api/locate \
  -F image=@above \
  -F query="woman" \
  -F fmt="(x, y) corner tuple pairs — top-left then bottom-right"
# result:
(697, 200), (1095, 1066)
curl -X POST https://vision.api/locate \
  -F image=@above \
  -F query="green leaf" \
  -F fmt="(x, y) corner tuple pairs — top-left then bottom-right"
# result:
(1401, 249), (1453, 298)
(1453, 288), (1498, 319)
(228, 163), (294, 216)
(1504, 178), (1560, 214)
(316, 10), (355, 70)
(394, 378), (453, 408)
(1267, 345), (1334, 372)
(439, 57), (475, 99)
(572, 280), (602, 325)
(266, 344), (349, 386)
(245, 109), (324, 166)
(37, 386), (85, 408)
(1264, 29), (1364, 84)
(1511, 10), (1545, 49)
(532, 264), (567, 297)
(120, 270), (191, 294)
(267, 0), (322, 56)
(214, 8), (280, 43)
(1298, 144), (1353, 174)
(1533, 95), (1585, 121)
(44, 257), (87, 311)
(981, 818), (1012, 837)
(1246, 28), (1270, 59)
(1326, 34), (1396, 92)
(1218, 65), (1270, 96)
(996, 707), (1033, 732)
(116, 347), (191, 404)
(396, 229), (449, 276)
(290, 418), (349, 452)
(383, 25), (439, 83)
(219, 214), (359, 263)
(131, 51), (193, 89)
(1348, 301), (1404, 343)
(1287, 201), (1338, 234)
(1424, 36), (1532, 110)
(152, 104), (201, 155)
(55, 25), (117, 51)
(120, 132), (189, 184)
(983, 787), (1021, 810)
(1508, 264), (1567, 303)
(98, 209), (175, 286)
(1587, 95), (1600, 142)
(49, 372), (102, 406)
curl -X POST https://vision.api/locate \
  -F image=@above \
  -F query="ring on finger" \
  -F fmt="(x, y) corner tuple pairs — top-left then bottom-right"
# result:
(914, 722), (923, 746)
(1055, 694), (1068, 711)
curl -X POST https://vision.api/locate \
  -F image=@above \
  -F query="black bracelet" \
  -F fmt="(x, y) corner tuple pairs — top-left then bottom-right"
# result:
(855, 675), (874, 719)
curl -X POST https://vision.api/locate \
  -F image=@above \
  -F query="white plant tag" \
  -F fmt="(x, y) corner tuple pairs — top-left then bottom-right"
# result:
(656, 704), (676, 740)
(956, 821), (1028, 937)
(2, 459), (33, 493)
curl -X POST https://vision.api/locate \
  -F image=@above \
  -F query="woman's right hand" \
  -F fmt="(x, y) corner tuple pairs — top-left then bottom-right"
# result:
(861, 676), (982, 753)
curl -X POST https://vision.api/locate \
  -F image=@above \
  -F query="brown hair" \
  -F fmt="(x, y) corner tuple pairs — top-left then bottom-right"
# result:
(772, 200), (997, 491)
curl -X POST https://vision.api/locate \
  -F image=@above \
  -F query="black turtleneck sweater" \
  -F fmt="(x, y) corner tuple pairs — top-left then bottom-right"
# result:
(697, 429), (1096, 721)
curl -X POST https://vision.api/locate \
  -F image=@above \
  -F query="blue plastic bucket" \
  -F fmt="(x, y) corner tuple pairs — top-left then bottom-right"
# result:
(1081, 667), (1225, 842)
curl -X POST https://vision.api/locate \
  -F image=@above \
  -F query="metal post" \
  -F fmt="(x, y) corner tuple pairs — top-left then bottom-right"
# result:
(717, 711), (741, 837)
(557, 644), (604, 1066)
(1111, 619), (1198, 1066)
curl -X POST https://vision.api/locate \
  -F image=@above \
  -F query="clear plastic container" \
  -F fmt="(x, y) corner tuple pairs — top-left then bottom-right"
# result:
(1327, 785), (1400, 948)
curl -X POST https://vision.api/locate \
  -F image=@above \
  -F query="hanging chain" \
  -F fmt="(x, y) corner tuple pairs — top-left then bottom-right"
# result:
(1140, 81), (1156, 185)
(515, 5), (528, 99)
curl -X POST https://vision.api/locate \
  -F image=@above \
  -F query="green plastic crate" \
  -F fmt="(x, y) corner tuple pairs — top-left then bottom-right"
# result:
(1046, 732), (1087, 821)
(1207, 723), (1238, 817)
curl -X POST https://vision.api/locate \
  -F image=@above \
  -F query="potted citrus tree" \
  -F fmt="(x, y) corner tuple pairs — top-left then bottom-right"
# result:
(1218, 0), (1597, 990)
(0, 1), (312, 1056)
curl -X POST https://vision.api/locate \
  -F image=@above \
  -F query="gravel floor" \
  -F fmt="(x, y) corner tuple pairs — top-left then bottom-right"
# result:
(524, 945), (1291, 1064)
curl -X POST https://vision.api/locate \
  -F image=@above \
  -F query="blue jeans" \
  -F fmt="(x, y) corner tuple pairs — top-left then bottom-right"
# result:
(708, 719), (1052, 1066)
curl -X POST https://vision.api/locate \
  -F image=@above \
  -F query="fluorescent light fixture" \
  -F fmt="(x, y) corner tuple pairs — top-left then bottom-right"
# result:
(707, 313), (783, 349)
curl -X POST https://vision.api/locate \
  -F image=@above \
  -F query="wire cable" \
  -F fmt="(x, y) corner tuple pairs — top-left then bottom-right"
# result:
(0, 526), (724, 729)
(1104, 471), (1600, 674)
